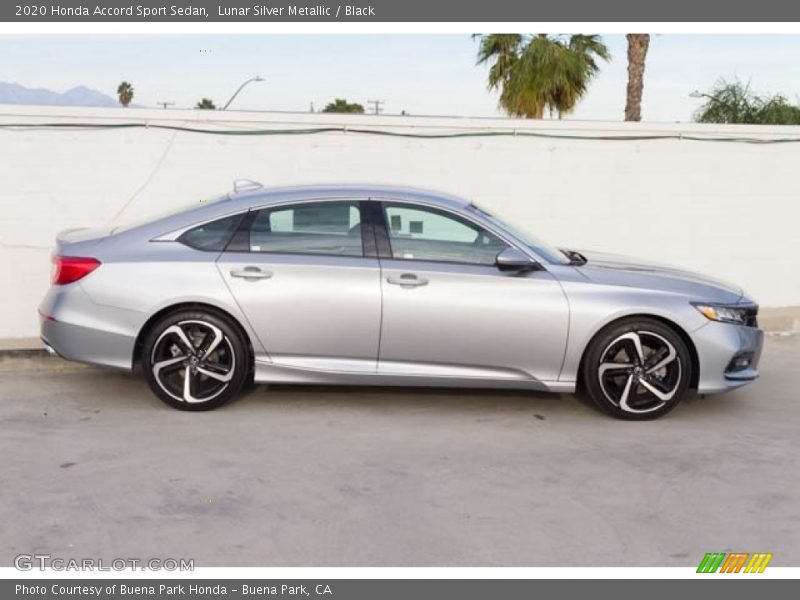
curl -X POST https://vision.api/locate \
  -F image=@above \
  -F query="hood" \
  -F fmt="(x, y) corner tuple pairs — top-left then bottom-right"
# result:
(574, 249), (744, 304)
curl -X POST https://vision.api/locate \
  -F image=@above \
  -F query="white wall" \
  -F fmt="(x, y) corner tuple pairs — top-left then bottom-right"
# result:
(1, 105), (799, 339)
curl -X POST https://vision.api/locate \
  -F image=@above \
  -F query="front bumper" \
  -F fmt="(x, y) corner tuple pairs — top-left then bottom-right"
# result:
(692, 320), (764, 394)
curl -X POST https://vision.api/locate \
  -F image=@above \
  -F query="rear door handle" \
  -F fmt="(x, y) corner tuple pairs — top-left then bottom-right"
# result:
(386, 273), (429, 287)
(230, 266), (273, 280)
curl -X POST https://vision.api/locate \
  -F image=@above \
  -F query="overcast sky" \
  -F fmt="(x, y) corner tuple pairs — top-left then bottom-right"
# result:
(3, 34), (800, 122)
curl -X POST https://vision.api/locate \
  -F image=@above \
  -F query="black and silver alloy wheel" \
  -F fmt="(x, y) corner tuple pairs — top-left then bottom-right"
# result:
(598, 331), (681, 414)
(142, 310), (249, 410)
(583, 317), (691, 420)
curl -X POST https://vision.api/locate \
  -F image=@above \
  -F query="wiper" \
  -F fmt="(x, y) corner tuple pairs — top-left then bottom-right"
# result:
(561, 249), (588, 266)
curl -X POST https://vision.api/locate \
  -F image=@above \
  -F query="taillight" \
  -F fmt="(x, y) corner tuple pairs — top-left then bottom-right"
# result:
(52, 256), (101, 285)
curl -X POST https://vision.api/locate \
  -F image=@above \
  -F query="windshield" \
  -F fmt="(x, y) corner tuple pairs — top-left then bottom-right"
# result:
(468, 204), (571, 265)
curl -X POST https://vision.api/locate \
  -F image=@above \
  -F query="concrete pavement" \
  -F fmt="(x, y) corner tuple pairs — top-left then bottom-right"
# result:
(1, 336), (798, 567)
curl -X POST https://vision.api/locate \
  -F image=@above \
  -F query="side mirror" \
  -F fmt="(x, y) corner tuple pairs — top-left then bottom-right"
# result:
(495, 247), (540, 272)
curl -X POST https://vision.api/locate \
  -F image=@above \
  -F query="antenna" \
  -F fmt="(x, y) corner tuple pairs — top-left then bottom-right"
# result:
(233, 179), (264, 194)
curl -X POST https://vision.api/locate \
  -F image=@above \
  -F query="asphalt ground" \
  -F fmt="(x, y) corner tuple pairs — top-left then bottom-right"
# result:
(1, 335), (798, 567)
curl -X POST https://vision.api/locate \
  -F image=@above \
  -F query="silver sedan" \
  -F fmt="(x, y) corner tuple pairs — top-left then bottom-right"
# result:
(39, 183), (763, 419)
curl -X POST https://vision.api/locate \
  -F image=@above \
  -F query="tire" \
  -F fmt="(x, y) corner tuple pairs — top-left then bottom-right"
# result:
(141, 309), (250, 411)
(581, 317), (692, 420)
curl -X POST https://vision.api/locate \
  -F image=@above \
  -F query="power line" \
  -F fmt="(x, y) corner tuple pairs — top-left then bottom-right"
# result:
(156, 101), (175, 109)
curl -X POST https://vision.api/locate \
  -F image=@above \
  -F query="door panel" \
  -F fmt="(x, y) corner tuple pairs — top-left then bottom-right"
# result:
(378, 260), (569, 382)
(218, 253), (382, 371)
(216, 199), (381, 372)
(375, 200), (569, 383)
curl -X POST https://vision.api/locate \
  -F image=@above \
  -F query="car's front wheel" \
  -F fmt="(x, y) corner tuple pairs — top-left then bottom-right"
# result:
(142, 310), (250, 411)
(582, 317), (692, 420)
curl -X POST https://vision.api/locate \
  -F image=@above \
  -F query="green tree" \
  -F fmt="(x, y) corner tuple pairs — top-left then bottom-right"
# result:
(624, 34), (650, 121)
(694, 80), (756, 124)
(116, 81), (134, 107)
(195, 98), (216, 110)
(694, 79), (800, 125)
(756, 95), (800, 124)
(322, 98), (365, 113)
(476, 34), (610, 119)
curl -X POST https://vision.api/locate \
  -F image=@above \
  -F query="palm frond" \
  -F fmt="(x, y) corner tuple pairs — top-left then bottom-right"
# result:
(476, 33), (609, 118)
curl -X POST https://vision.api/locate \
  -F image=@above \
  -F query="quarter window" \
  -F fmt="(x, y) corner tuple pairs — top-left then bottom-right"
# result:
(247, 201), (364, 257)
(179, 214), (242, 251)
(383, 204), (508, 265)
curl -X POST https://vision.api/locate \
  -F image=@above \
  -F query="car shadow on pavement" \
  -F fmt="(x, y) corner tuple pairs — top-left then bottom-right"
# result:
(17, 365), (760, 424)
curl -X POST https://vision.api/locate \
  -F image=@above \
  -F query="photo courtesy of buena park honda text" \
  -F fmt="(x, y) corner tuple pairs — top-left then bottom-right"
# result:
(0, 0), (798, 597)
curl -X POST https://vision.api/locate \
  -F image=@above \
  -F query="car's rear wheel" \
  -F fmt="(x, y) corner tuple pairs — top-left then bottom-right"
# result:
(582, 317), (692, 420)
(142, 310), (249, 411)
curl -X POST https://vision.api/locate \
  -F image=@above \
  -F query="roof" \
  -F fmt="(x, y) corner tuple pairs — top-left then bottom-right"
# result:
(117, 182), (474, 243)
(228, 183), (471, 211)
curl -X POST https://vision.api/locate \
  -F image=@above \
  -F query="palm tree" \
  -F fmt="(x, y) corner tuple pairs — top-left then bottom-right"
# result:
(116, 81), (134, 107)
(476, 34), (610, 119)
(624, 34), (650, 121)
(195, 98), (216, 110)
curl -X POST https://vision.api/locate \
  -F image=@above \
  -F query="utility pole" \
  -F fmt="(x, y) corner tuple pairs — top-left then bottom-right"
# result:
(156, 101), (175, 109)
(366, 99), (384, 115)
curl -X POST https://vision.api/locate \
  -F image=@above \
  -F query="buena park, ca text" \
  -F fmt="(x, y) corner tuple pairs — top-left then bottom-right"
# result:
(16, 584), (334, 597)
(15, 4), (376, 18)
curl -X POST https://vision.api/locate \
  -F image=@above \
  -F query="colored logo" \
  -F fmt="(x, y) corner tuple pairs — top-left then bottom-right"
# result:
(697, 552), (773, 573)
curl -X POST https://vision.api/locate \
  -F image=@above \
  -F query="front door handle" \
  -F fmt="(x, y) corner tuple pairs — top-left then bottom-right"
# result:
(387, 273), (429, 288)
(230, 266), (273, 281)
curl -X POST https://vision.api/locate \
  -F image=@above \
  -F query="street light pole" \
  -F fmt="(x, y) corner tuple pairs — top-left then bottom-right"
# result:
(689, 90), (721, 101)
(222, 76), (264, 110)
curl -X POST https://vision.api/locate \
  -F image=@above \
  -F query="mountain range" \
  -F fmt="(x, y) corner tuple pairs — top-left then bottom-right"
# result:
(0, 82), (119, 107)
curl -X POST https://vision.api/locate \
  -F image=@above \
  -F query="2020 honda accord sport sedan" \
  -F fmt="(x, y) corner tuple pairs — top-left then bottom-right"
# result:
(39, 183), (763, 419)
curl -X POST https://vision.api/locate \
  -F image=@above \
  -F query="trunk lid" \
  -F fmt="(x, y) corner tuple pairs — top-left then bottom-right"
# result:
(56, 227), (113, 245)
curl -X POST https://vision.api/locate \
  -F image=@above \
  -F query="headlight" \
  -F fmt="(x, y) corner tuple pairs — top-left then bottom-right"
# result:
(692, 302), (750, 325)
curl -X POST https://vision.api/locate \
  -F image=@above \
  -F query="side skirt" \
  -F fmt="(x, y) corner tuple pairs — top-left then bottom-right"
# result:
(253, 359), (575, 394)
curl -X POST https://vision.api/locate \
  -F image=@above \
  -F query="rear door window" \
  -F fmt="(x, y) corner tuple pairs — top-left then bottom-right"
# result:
(246, 201), (364, 257)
